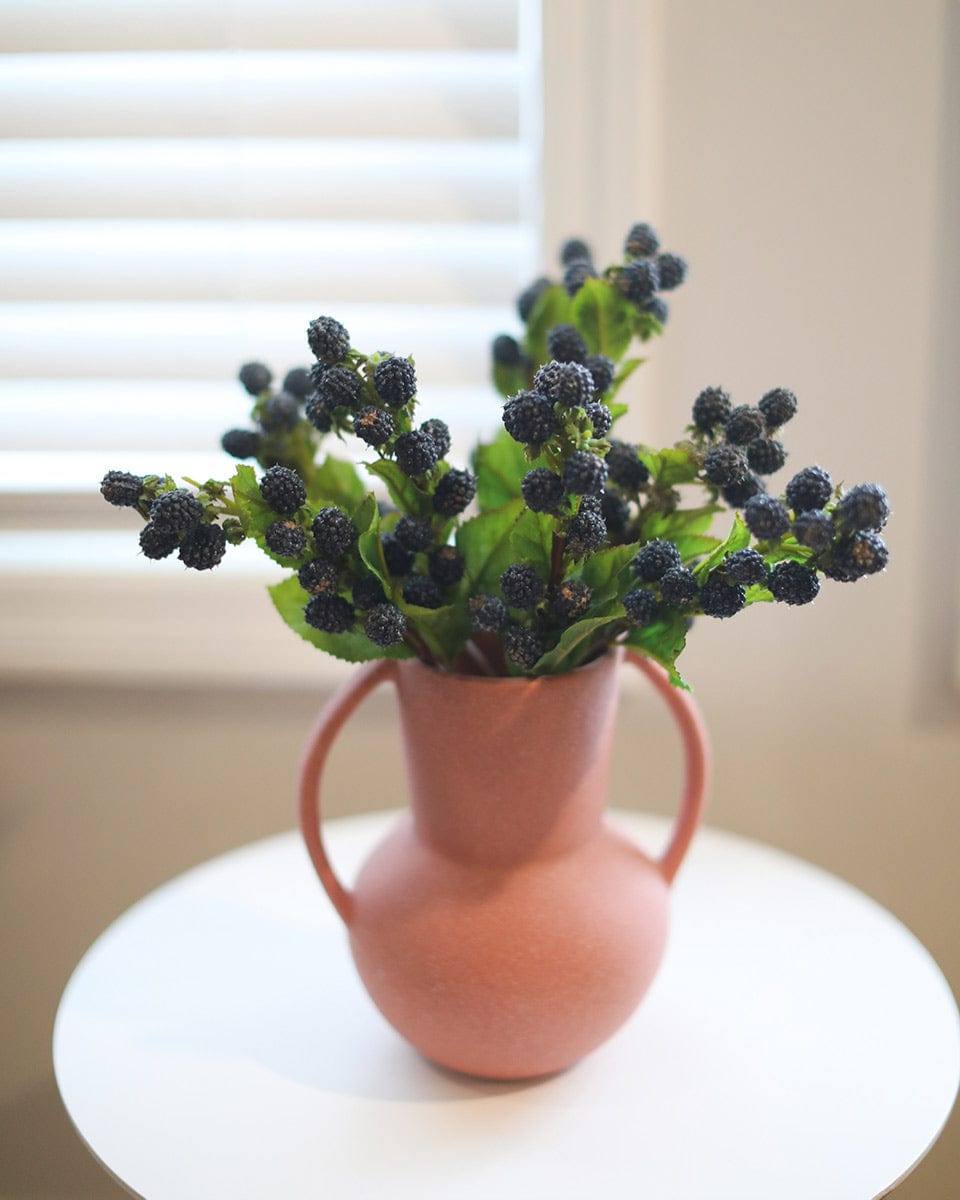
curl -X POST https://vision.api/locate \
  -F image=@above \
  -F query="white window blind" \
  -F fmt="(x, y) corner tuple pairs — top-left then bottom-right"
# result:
(0, 0), (541, 548)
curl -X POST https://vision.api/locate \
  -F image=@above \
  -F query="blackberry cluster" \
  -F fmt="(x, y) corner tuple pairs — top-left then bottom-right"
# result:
(468, 594), (507, 633)
(364, 603), (407, 647)
(221, 429), (262, 460)
(501, 563), (545, 610)
(259, 391), (300, 433)
(433, 469), (476, 516)
(150, 489), (203, 534)
(381, 533), (414, 577)
(428, 545), (465, 586)
(769, 560), (820, 605)
(566, 506), (606, 559)
(265, 520), (307, 560)
(305, 594), (354, 633)
(311, 507), (356, 561)
(179, 524), (226, 571)
(562, 451), (607, 497)
(352, 573), (386, 610)
(623, 588), (658, 627)
(374, 356), (417, 408)
(700, 573), (745, 619)
(550, 579), (591, 623)
(394, 515), (433, 552)
(633, 539), (682, 582)
(299, 559), (339, 596)
(420, 418), (451, 459)
(547, 324), (588, 364)
(521, 468), (565, 514)
(606, 441), (649, 491)
(396, 430), (439, 478)
(353, 406), (394, 447)
(260, 466), (306, 515)
(100, 470), (144, 508)
(403, 575), (444, 609)
(660, 567), (698, 607)
(533, 361), (595, 409)
(503, 391), (555, 445)
(585, 355), (615, 395)
(307, 316), (350, 365)
(503, 625), (544, 669)
(239, 361), (272, 396)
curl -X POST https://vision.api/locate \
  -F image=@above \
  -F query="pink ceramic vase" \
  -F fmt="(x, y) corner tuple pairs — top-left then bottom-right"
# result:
(299, 646), (709, 1080)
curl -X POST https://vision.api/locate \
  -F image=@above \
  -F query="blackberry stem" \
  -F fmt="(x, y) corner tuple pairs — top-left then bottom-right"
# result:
(404, 626), (437, 667)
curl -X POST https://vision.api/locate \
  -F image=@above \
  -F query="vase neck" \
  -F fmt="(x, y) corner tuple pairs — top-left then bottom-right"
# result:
(393, 651), (623, 865)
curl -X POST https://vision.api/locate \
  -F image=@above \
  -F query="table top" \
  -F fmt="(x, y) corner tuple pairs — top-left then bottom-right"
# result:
(54, 811), (959, 1200)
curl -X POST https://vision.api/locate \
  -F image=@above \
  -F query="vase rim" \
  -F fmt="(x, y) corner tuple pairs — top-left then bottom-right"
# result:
(397, 643), (625, 686)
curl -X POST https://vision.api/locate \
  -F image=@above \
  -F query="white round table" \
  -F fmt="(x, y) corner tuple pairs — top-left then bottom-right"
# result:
(54, 812), (959, 1200)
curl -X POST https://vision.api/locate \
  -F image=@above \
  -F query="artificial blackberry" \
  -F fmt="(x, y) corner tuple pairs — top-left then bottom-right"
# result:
(394, 515), (433, 553)
(221, 428), (261, 459)
(260, 465), (306, 515)
(744, 493), (791, 540)
(420, 418), (451, 459)
(758, 387), (798, 429)
(259, 391), (300, 433)
(468, 593), (507, 633)
(179, 523), (227, 571)
(547, 323), (589, 364)
(585, 402), (613, 437)
(641, 297), (669, 324)
(149, 488), (203, 534)
(785, 465), (833, 513)
(395, 430), (439, 477)
(563, 259), (596, 297)
(725, 548), (768, 586)
(700, 573), (745, 618)
(656, 253), (687, 290)
(633, 538), (682, 582)
(827, 532), (889, 581)
(502, 391), (555, 445)
(623, 587), (658, 627)
(402, 574), (444, 609)
(502, 625), (544, 670)
(492, 334), (523, 367)
(299, 559), (339, 596)
(428, 544), (465, 586)
(305, 392), (335, 432)
(373, 356), (417, 408)
(364, 603), (407, 648)
(353, 405), (395, 446)
(624, 222), (660, 258)
(533, 360), (595, 409)
(792, 510), (834, 553)
(282, 367), (313, 398)
(316, 366), (363, 411)
(139, 522), (180, 560)
(265, 520), (307, 559)
(724, 405), (766, 446)
(521, 468), (565, 514)
(352, 573), (387, 610)
(600, 488), (631, 533)
(660, 567), (699, 607)
(692, 386), (732, 434)
(566, 507), (607, 558)
(560, 237), (592, 264)
(703, 443), (747, 487)
(238, 361), (272, 396)
(747, 437), (786, 475)
(307, 316), (350, 365)
(722, 472), (765, 508)
(381, 533), (415, 577)
(100, 469), (143, 508)
(304, 594), (354, 633)
(432, 468), (476, 516)
(518, 276), (550, 322)
(500, 563), (545, 610)
(562, 450), (608, 496)
(550, 579), (592, 622)
(769, 560), (820, 605)
(833, 483), (890, 533)
(311, 506), (356, 561)
(584, 354), (615, 395)
(619, 258), (660, 305)
(606, 441), (649, 491)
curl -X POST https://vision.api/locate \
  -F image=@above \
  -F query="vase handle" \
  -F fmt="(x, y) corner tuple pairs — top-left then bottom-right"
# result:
(298, 657), (397, 925)
(625, 649), (710, 885)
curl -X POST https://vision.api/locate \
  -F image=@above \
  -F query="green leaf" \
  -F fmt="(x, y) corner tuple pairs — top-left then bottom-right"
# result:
(472, 432), (530, 510)
(607, 402), (629, 422)
(673, 533), (721, 561)
(625, 611), (692, 690)
(366, 459), (432, 517)
(642, 503), (722, 542)
(457, 499), (525, 593)
(633, 310), (665, 343)
(532, 612), (624, 675)
(693, 512), (752, 582)
(656, 445), (701, 486)
(230, 463), (311, 568)
(268, 576), (413, 663)
(525, 284), (571, 365)
(509, 508), (554, 578)
(571, 278), (635, 360)
(308, 455), (366, 509)
(493, 360), (527, 401)
(398, 601), (470, 668)
(744, 583), (773, 606)
(578, 542), (639, 601)
(758, 536), (815, 566)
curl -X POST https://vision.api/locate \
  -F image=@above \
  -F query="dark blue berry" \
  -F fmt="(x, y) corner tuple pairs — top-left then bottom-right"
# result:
(792, 510), (834, 553)
(501, 563), (545, 609)
(239, 361), (272, 396)
(660, 567), (699, 606)
(150, 488), (203, 533)
(747, 437), (786, 475)
(260, 465), (306, 515)
(419, 418), (451, 459)
(259, 391), (300, 433)
(547, 323), (588, 364)
(305, 392), (335, 432)
(311, 507), (356, 561)
(550, 579), (591, 622)
(428, 544), (465, 586)
(395, 430), (438, 477)
(374, 356), (417, 408)
(634, 538), (682, 582)
(722, 472), (764, 508)
(566, 508), (606, 558)
(502, 625), (544, 669)
(533, 360), (595, 409)
(785, 466), (833, 513)
(606, 441), (649, 491)
(725, 548), (768, 586)
(561, 237), (592, 264)
(584, 354), (615, 394)
(518, 277), (550, 322)
(641, 296), (669, 323)
(692, 386), (732, 434)
(744, 494), (791, 540)
(353, 405), (394, 446)
(655, 253), (687, 290)
(826, 533), (889, 581)
(704, 444), (748, 487)
(364, 603), (407, 647)
(139, 521), (179, 560)
(265, 520), (307, 559)
(833, 483), (890, 533)
(725, 405), (766, 446)
(100, 469), (143, 507)
(624, 222), (659, 258)
(492, 334), (523, 366)
(402, 574), (444, 609)
(562, 450), (608, 496)
(758, 387), (798, 429)
(700, 573), (745, 618)
(307, 316), (350, 365)
(304, 594), (354, 632)
(600, 489), (631, 533)
(394, 515), (433, 553)
(433, 468), (476, 516)
(317, 366), (363, 411)
(503, 391), (555, 445)
(469, 594), (507, 633)
(619, 258), (660, 304)
(623, 588), (658, 626)
(769, 560), (820, 605)
(179, 523), (226, 570)
(382, 533), (414, 577)
(221, 428), (261, 459)
(585, 402), (612, 437)
(563, 259), (597, 297)
(521, 468), (565, 514)
(352, 573), (386, 610)
(282, 367), (313, 398)
(299, 559), (340, 596)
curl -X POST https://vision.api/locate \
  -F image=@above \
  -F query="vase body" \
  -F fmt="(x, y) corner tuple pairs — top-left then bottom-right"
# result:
(299, 647), (708, 1081)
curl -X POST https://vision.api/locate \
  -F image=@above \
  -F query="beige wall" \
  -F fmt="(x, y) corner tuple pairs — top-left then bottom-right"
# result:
(2, 1), (958, 1196)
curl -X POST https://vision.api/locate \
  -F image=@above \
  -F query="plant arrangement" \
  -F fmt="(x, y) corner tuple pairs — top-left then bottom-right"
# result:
(100, 222), (889, 687)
